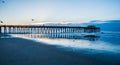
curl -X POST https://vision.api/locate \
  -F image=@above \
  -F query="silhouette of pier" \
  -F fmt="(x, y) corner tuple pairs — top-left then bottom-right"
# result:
(0, 25), (100, 34)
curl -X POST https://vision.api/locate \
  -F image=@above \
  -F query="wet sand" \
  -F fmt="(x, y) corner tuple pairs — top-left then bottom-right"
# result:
(0, 37), (120, 65)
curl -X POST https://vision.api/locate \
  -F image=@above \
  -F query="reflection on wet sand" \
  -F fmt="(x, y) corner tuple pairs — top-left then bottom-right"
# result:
(12, 33), (100, 41)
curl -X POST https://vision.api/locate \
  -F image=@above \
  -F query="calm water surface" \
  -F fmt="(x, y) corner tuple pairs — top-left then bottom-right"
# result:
(11, 31), (120, 54)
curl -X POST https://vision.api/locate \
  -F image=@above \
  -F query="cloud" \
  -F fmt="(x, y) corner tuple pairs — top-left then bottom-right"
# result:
(90, 20), (120, 24)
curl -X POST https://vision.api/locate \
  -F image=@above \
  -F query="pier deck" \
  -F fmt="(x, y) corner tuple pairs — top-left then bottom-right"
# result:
(0, 25), (100, 34)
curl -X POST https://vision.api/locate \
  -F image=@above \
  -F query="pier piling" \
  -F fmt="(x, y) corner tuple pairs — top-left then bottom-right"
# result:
(0, 25), (100, 34)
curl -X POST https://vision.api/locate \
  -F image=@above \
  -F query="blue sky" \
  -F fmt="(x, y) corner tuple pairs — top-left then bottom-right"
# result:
(0, 0), (120, 24)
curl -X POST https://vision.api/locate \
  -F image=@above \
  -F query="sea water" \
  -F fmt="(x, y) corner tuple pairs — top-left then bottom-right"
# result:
(1, 31), (120, 65)
(11, 31), (120, 54)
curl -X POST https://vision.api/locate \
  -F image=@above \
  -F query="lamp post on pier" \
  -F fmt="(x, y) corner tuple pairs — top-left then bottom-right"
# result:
(0, 0), (5, 33)
(0, 20), (3, 33)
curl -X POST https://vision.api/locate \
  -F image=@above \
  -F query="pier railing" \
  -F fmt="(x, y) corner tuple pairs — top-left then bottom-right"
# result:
(0, 25), (100, 34)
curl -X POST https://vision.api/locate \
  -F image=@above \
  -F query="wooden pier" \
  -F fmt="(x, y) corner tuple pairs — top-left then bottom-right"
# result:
(0, 25), (100, 34)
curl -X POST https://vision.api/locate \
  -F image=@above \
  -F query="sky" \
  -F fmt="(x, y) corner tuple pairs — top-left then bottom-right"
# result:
(0, 0), (120, 24)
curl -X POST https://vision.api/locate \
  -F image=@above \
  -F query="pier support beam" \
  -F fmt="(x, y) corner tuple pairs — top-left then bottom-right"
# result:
(0, 25), (100, 34)
(0, 27), (1, 34)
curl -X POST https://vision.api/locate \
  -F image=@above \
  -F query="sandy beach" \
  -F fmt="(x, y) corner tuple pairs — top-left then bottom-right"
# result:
(0, 36), (120, 65)
(0, 0), (120, 65)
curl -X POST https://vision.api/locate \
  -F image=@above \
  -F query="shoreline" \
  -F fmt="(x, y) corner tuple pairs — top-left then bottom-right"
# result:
(0, 36), (120, 65)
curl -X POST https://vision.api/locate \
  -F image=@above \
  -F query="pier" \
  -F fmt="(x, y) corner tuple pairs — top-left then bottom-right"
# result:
(0, 25), (100, 34)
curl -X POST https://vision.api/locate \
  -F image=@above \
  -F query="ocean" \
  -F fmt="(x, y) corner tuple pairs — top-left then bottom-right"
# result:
(0, 31), (120, 65)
